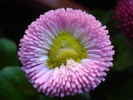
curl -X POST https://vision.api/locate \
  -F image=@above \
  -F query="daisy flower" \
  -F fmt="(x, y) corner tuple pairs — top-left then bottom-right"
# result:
(18, 8), (114, 97)
(113, 0), (133, 42)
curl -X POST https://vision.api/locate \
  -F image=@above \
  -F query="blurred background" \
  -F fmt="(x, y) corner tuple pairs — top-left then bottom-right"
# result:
(1, 0), (133, 100)
(0, 0), (116, 44)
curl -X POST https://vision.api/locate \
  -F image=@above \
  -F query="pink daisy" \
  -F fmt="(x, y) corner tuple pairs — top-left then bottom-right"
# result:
(18, 8), (114, 97)
(113, 0), (133, 42)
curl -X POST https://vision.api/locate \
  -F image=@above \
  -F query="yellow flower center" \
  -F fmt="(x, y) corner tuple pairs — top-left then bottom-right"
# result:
(46, 31), (88, 68)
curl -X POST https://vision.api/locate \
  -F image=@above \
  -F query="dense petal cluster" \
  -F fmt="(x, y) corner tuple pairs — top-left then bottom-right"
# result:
(18, 8), (114, 97)
(113, 0), (133, 42)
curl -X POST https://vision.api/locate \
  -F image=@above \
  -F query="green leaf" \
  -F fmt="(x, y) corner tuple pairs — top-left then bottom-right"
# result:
(0, 66), (39, 100)
(0, 38), (19, 69)
(112, 34), (133, 71)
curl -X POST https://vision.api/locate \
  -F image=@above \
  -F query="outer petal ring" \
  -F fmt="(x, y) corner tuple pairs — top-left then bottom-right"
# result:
(18, 8), (114, 97)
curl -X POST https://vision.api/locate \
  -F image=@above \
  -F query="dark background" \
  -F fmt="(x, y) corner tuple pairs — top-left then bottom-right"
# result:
(0, 0), (116, 45)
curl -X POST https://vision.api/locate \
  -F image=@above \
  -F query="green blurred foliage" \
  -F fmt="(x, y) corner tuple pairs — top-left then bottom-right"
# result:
(0, 38), (19, 69)
(112, 35), (133, 71)
(0, 66), (59, 100)
(0, 66), (39, 100)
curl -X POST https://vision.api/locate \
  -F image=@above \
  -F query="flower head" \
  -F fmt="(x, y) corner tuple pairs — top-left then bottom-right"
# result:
(18, 8), (114, 97)
(113, 0), (133, 42)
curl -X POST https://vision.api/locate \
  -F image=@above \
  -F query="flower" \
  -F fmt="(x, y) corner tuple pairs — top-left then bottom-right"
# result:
(113, 0), (133, 42)
(18, 8), (114, 97)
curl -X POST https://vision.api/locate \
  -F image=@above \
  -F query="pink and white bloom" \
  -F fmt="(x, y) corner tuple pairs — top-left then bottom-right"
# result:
(18, 8), (114, 97)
